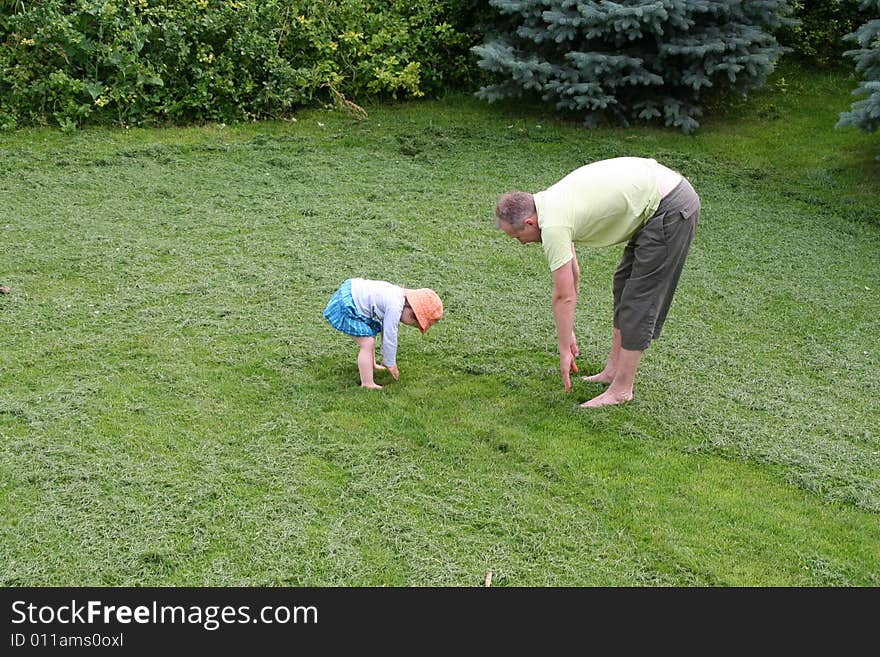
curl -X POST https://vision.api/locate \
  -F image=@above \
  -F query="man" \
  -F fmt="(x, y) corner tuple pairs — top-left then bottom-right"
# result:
(496, 157), (700, 408)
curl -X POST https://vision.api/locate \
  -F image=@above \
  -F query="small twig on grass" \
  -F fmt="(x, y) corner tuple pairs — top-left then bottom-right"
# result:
(484, 570), (493, 587)
(322, 83), (368, 120)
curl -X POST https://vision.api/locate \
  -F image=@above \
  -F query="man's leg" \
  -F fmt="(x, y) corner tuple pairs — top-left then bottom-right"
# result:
(581, 178), (699, 409)
(581, 347), (643, 407)
(583, 238), (635, 384)
(582, 327), (622, 383)
(353, 336), (382, 389)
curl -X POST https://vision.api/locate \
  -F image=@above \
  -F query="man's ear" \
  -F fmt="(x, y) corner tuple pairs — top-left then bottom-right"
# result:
(524, 215), (538, 227)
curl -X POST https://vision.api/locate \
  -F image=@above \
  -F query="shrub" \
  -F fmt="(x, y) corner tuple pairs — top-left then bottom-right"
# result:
(777, 0), (867, 67)
(0, 0), (481, 129)
(471, 0), (794, 134)
(837, 0), (880, 134)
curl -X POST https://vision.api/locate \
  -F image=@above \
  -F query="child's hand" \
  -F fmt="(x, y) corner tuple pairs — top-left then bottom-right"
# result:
(388, 365), (400, 380)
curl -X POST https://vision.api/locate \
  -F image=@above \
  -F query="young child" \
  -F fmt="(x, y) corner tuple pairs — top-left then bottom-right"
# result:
(323, 278), (443, 389)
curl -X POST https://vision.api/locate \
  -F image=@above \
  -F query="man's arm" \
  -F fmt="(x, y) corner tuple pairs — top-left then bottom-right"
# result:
(552, 259), (579, 392)
(569, 244), (580, 357)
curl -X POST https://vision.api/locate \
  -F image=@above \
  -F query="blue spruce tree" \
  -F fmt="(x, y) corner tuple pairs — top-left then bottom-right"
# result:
(837, 0), (880, 135)
(473, 0), (794, 133)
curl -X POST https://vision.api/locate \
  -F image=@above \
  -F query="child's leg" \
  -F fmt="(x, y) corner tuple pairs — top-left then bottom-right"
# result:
(373, 335), (386, 370)
(353, 336), (382, 389)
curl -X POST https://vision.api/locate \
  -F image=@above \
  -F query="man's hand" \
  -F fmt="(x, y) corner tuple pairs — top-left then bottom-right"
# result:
(559, 349), (579, 392)
(388, 365), (400, 380)
(570, 331), (579, 358)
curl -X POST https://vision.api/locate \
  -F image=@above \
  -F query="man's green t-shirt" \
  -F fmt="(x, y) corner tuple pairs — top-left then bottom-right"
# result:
(534, 157), (662, 271)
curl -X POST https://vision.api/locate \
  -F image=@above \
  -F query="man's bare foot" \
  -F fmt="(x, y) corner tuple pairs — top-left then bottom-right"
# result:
(582, 370), (615, 384)
(580, 390), (632, 408)
(361, 383), (383, 390)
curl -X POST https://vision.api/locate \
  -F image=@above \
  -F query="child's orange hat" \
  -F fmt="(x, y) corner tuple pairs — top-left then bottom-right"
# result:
(404, 288), (443, 333)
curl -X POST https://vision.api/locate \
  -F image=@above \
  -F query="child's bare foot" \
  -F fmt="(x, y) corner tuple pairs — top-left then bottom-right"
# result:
(580, 390), (632, 408)
(361, 383), (383, 390)
(373, 363), (386, 371)
(582, 370), (615, 384)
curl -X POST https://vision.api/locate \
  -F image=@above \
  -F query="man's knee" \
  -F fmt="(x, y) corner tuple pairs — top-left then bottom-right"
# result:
(620, 332), (651, 352)
(618, 307), (658, 352)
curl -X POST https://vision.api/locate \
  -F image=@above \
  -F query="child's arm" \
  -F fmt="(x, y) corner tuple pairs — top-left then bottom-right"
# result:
(379, 299), (403, 377)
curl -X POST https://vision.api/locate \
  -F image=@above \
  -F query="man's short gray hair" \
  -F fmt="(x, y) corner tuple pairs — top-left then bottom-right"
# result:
(495, 192), (536, 230)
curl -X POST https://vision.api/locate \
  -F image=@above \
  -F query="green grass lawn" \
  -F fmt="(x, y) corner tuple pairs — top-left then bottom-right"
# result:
(2, 65), (879, 586)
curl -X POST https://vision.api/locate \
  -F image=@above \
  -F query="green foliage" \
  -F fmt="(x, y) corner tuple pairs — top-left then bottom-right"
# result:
(0, 0), (481, 129)
(838, 0), (880, 134)
(0, 0), (24, 17)
(778, 0), (869, 67)
(472, 0), (795, 134)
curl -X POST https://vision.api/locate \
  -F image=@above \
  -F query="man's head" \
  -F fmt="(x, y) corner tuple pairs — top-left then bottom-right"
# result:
(496, 192), (541, 244)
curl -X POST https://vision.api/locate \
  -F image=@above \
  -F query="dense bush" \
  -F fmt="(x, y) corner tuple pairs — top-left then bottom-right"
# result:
(777, 0), (868, 67)
(837, 0), (880, 134)
(0, 0), (482, 129)
(472, 1), (794, 133)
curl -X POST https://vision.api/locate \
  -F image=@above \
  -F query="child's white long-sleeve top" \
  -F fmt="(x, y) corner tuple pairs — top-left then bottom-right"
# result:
(349, 278), (405, 366)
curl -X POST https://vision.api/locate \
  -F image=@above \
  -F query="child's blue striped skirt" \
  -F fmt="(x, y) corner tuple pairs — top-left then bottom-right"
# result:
(323, 279), (382, 337)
